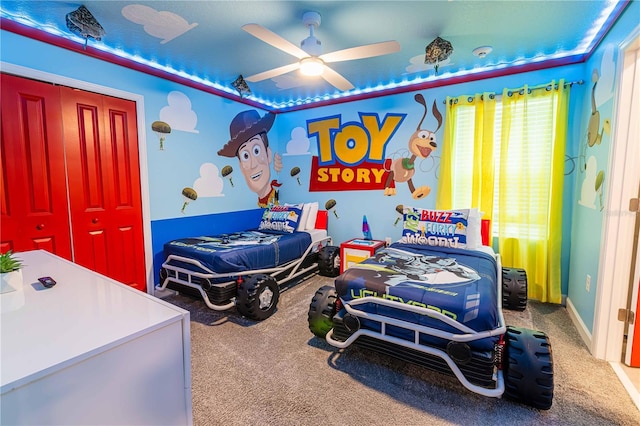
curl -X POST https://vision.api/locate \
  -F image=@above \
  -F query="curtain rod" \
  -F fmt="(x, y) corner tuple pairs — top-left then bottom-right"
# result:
(444, 79), (584, 104)
(507, 79), (584, 96)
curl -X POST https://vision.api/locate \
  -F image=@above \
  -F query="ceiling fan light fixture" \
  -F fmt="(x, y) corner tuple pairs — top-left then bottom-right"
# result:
(299, 57), (324, 76)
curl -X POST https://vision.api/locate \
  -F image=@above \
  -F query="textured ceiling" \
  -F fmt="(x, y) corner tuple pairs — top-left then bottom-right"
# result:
(0, 1), (629, 110)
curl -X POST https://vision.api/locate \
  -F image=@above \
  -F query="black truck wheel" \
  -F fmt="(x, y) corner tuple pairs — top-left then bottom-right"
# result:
(318, 246), (341, 277)
(159, 267), (169, 284)
(236, 274), (279, 321)
(502, 267), (528, 311)
(503, 326), (554, 410)
(308, 285), (338, 338)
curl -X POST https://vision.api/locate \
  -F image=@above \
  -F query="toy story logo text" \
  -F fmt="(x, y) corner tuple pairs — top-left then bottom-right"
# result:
(307, 113), (406, 191)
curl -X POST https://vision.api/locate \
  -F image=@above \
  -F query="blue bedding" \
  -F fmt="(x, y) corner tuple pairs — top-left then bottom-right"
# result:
(335, 242), (500, 350)
(163, 229), (312, 274)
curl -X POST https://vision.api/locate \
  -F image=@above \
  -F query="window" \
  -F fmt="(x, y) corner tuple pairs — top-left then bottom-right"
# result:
(449, 95), (557, 239)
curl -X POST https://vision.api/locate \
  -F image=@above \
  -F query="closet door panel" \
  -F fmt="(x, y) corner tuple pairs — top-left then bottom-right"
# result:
(103, 96), (145, 290)
(112, 225), (138, 285)
(87, 229), (110, 275)
(62, 90), (112, 276)
(61, 88), (146, 291)
(31, 236), (59, 253)
(0, 126), (13, 253)
(77, 105), (107, 209)
(0, 74), (72, 259)
(2, 75), (146, 291)
(110, 109), (135, 207)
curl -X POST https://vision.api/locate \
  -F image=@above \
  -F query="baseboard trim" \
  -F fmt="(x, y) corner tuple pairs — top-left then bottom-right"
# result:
(610, 362), (640, 411)
(154, 286), (178, 299)
(566, 297), (593, 353)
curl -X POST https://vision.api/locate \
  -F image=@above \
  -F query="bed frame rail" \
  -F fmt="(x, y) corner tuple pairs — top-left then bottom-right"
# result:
(157, 235), (332, 311)
(324, 251), (506, 397)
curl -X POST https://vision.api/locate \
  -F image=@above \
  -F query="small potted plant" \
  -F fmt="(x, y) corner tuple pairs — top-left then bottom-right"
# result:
(1, 251), (23, 294)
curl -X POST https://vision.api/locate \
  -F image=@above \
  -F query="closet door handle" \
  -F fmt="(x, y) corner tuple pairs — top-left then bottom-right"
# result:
(36, 224), (45, 230)
(92, 218), (99, 224)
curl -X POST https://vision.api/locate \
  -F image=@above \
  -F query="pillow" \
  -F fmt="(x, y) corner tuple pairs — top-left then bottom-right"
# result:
(305, 202), (319, 230)
(314, 210), (328, 230)
(400, 206), (481, 249)
(286, 203), (311, 231)
(259, 204), (304, 233)
(297, 204), (311, 231)
(466, 209), (483, 248)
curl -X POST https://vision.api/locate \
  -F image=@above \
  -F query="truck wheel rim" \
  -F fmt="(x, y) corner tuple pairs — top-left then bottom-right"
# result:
(259, 287), (274, 309)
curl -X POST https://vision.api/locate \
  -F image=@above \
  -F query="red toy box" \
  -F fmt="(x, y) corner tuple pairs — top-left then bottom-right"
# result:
(340, 238), (385, 273)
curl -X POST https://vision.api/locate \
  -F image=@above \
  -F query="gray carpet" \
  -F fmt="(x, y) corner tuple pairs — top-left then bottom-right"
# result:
(163, 273), (640, 426)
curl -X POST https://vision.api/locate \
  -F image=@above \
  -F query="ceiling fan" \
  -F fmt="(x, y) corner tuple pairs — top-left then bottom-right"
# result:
(242, 11), (401, 91)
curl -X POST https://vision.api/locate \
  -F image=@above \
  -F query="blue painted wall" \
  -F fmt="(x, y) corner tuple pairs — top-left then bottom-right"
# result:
(1, 30), (271, 283)
(275, 66), (584, 299)
(1, 0), (637, 330)
(150, 209), (263, 283)
(566, 1), (640, 334)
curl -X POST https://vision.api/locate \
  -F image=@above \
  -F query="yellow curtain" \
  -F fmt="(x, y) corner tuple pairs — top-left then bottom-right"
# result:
(497, 80), (568, 303)
(436, 93), (496, 232)
(436, 96), (457, 209)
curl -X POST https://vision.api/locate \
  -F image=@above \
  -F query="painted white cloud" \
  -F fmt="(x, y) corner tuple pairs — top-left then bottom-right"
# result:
(272, 74), (305, 90)
(405, 54), (452, 74)
(284, 127), (311, 156)
(595, 44), (615, 107)
(159, 91), (199, 133)
(193, 163), (224, 197)
(578, 155), (597, 209)
(121, 4), (198, 44)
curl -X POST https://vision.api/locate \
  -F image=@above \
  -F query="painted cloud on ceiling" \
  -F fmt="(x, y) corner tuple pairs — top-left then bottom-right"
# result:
(405, 54), (452, 74)
(121, 4), (197, 44)
(272, 74), (305, 90)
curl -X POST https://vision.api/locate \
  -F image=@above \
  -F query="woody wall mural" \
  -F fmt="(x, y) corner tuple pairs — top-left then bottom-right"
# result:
(218, 110), (283, 208)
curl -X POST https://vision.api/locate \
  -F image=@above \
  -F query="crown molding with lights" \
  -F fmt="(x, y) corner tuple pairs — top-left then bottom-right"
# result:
(0, 0), (629, 113)
(0, 17), (269, 112)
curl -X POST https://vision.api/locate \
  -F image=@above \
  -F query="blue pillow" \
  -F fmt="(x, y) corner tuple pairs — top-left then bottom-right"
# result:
(400, 206), (476, 249)
(258, 204), (304, 234)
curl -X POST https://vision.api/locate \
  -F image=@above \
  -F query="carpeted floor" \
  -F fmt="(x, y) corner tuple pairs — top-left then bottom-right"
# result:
(163, 273), (640, 426)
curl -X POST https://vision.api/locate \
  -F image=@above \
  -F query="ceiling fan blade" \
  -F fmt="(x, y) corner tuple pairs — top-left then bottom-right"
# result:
(242, 23), (308, 59)
(245, 62), (301, 82)
(320, 40), (401, 63)
(321, 66), (354, 91)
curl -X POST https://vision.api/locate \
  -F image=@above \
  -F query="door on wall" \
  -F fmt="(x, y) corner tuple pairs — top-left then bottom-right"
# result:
(624, 182), (640, 367)
(0, 74), (73, 260)
(0, 74), (146, 291)
(619, 37), (640, 367)
(61, 88), (146, 290)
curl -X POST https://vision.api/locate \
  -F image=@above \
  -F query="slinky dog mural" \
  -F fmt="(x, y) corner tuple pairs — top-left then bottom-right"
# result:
(579, 68), (611, 211)
(218, 110), (283, 208)
(383, 94), (442, 199)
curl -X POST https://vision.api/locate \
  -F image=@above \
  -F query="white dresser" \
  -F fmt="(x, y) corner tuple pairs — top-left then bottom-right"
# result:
(0, 250), (192, 425)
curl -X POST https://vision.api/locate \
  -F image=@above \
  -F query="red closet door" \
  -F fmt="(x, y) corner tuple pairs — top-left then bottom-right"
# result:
(61, 88), (146, 291)
(0, 74), (72, 259)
